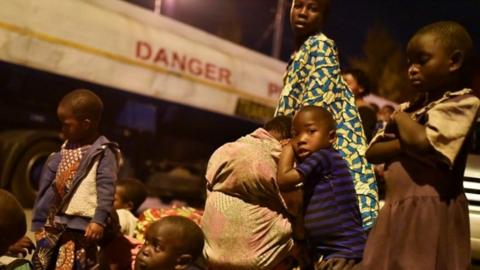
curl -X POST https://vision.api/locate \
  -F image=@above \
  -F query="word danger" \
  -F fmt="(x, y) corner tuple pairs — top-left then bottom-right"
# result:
(136, 41), (232, 85)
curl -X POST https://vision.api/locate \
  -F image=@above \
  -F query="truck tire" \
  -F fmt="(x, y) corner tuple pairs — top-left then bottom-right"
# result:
(10, 140), (60, 207)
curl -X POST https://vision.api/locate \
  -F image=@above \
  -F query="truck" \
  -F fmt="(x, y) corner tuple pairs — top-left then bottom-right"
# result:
(0, 0), (286, 207)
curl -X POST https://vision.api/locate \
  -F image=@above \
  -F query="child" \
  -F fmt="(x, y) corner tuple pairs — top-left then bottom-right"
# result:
(342, 68), (378, 143)
(0, 189), (33, 269)
(277, 106), (366, 269)
(201, 116), (296, 269)
(135, 216), (204, 270)
(114, 178), (147, 237)
(362, 21), (479, 269)
(97, 178), (147, 270)
(31, 89), (119, 270)
(274, 0), (378, 231)
(0, 189), (27, 256)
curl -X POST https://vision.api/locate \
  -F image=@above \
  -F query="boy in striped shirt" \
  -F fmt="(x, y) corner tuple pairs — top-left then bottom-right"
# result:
(278, 106), (366, 269)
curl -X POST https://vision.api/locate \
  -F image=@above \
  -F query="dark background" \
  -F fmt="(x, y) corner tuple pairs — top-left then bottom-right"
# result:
(124, 0), (480, 65)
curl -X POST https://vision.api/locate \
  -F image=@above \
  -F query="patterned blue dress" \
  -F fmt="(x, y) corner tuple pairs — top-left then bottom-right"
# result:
(275, 33), (379, 229)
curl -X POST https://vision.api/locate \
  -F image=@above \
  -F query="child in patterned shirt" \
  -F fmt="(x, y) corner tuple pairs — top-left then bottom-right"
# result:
(31, 89), (119, 270)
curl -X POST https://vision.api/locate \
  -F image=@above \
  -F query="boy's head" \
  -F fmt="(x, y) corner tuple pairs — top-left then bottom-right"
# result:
(292, 106), (336, 160)
(407, 21), (473, 94)
(290, 0), (330, 39)
(264, 115), (292, 142)
(114, 178), (147, 213)
(342, 68), (371, 98)
(0, 190), (26, 255)
(57, 89), (103, 144)
(135, 216), (204, 270)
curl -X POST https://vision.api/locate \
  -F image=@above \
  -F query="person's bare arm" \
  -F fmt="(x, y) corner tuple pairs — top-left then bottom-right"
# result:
(366, 139), (402, 164)
(394, 112), (433, 153)
(277, 143), (303, 191)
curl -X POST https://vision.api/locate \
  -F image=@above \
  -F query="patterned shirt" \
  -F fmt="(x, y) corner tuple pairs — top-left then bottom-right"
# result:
(275, 33), (378, 229)
(54, 142), (91, 198)
(296, 148), (366, 260)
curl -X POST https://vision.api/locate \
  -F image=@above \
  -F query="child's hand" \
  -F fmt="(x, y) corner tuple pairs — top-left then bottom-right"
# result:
(8, 237), (35, 257)
(84, 222), (104, 242)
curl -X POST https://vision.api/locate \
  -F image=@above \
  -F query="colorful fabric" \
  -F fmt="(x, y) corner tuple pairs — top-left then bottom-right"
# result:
(31, 136), (119, 270)
(296, 148), (366, 261)
(205, 128), (286, 206)
(54, 143), (90, 199)
(32, 227), (98, 270)
(275, 33), (378, 229)
(201, 128), (293, 270)
(134, 207), (203, 242)
(32, 136), (119, 232)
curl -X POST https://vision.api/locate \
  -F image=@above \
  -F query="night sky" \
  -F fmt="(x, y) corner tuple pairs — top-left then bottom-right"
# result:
(125, 0), (480, 65)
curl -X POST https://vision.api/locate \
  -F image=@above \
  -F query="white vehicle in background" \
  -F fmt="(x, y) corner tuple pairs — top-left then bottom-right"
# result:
(0, 0), (286, 206)
(465, 119), (480, 260)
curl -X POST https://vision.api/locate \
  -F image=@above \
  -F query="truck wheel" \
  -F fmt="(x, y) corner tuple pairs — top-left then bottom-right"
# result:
(10, 140), (60, 207)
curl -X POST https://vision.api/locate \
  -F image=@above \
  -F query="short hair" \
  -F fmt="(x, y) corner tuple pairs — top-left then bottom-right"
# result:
(153, 216), (204, 258)
(342, 68), (372, 97)
(264, 115), (292, 140)
(116, 178), (147, 212)
(296, 106), (336, 132)
(59, 89), (104, 126)
(413, 21), (474, 83)
(369, 103), (380, 114)
(381, 105), (395, 114)
(0, 190), (26, 255)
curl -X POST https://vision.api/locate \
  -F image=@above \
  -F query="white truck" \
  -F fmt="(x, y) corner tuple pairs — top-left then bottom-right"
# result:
(0, 0), (286, 206)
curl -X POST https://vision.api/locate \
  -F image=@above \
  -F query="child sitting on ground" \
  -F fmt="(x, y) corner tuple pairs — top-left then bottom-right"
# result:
(135, 216), (204, 270)
(31, 89), (119, 270)
(278, 106), (366, 270)
(114, 178), (148, 237)
(98, 178), (148, 270)
(362, 21), (479, 270)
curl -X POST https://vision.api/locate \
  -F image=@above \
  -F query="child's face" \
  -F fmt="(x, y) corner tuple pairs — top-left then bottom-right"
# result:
(292, 111), (335, 160)
(114, 186), (131, 210)
(57, 103), (91, 144)
(342, 73), (362, 96)
(290, 0), (326, 38)
(135, 223), (183, 270)
(406, 33), (452, 94)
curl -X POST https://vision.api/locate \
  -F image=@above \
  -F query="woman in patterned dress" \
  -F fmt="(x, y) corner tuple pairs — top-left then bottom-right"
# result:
(274, 0), (378, 231)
